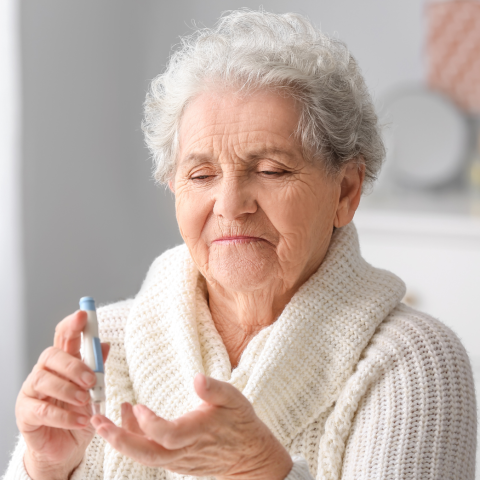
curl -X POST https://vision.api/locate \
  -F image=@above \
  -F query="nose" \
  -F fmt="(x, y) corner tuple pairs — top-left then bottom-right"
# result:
(213, 175), (257, 221)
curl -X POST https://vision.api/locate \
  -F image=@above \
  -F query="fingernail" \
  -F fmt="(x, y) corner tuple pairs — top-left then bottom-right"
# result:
(75, 390), (90, 403)
(81, 372), (96, 386)
(77, 415), (89, 425)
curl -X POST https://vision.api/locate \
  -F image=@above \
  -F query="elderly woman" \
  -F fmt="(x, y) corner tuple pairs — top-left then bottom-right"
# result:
(6, 10), (476, 480)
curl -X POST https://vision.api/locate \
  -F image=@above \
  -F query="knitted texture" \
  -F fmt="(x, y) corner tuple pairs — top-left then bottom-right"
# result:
(286, 457), (314, 480)
(2, 436), (29, 480)
(3, 223), (476, 479)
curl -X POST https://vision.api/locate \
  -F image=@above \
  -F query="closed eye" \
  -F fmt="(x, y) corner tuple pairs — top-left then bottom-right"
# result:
(191, 175), (211, 180)
(259, 170), (285, 176)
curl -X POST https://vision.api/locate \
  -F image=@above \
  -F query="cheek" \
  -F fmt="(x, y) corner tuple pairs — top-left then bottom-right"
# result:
(175, 187), (212, 247)
(259, 182), (337, 256)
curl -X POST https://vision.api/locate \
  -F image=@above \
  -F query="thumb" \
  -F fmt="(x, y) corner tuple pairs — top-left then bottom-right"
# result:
(101, 342), (111, 363)
(194, 373), (246, 409)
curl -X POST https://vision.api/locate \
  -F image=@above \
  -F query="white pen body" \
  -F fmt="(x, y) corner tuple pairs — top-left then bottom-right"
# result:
(80, 297), (106, 415)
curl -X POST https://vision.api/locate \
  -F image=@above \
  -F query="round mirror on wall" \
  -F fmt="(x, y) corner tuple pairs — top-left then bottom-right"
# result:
(380, 87), (470, 190)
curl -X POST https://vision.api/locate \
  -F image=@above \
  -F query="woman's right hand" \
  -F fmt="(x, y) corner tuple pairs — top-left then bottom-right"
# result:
(16, 310), (110, 480)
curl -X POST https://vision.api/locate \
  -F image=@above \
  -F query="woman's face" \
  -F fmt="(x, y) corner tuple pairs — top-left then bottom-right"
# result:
(172, 91), (351, 295)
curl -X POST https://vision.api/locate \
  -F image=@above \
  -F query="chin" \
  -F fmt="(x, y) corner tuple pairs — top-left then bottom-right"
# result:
(207, 244), (277, 292)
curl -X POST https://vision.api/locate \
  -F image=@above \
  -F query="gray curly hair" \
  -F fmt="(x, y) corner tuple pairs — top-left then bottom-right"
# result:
(142, 9), (385, 189)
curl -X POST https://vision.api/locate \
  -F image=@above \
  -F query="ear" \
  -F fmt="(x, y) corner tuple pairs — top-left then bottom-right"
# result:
(334, 160), (365, 229)
(168, 180), (175, 194)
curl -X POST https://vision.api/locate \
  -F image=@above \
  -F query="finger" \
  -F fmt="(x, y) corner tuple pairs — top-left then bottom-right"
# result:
(132, 405), (177, 444)
(53, 310), (88, 357)
(37, 346), (96, 389)
(194, 373), (246, 409)
(23, 368), (90, 406)
(17, 397), (90, 432)
(101, 342), (110, 363)
(133, 404), (206, 450)
(121, 402), (144, 435)
(91, 415), (183, 467)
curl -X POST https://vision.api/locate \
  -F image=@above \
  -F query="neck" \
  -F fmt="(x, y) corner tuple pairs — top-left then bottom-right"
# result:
(204, 234), (333, 369)
(207, 283), (294, 368)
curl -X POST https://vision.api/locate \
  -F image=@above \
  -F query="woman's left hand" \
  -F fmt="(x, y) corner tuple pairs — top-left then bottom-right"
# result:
(90, 374), (293, 480)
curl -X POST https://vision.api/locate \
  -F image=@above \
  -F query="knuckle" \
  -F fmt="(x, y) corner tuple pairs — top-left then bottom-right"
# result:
(54, 317), (72, 346)
(35, 401), (51, 419)
(237, 403), (254, 420)
(158, 420), (179, 449)
(38, 346), (58, 366)
(109, 428), (125, 447)
(63, 356), (82, 377)
(53, 323), (62, 337)
(142, 449), (162, 467)
(31, 369), (47, 393)
(15, 396), (25, 420)
(162, 431), (177, 450)
(22, 373), (34, 392)
(61, 409), (73, 425)
(15, 408), (28, 431)
(54, 318), (66, 333)
(59, 380), (73, 398)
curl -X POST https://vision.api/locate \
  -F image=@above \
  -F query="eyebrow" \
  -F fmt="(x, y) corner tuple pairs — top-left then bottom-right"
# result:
(180, 147), (297, 166)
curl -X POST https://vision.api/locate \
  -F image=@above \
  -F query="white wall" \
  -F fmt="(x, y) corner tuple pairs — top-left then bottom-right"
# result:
(190, 0), (426, 99)
(0, 0), (24, 469)
(21, 0), (184, 371)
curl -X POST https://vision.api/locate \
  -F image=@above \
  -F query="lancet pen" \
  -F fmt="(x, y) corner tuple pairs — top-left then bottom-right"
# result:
(79, 296), (106, 415)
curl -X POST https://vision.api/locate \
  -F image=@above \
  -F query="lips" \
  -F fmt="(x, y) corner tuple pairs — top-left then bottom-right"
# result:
(212, 235), (267, 244)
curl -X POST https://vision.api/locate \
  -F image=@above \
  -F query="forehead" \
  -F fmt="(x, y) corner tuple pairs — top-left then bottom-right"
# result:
(177, 90), (302, 162)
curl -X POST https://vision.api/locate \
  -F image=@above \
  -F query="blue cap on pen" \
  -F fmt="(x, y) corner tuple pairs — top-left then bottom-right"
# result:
(79, 296), (96, 311)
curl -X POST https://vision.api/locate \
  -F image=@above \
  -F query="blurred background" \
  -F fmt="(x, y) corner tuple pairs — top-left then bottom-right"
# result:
(1, 0), (479, 474)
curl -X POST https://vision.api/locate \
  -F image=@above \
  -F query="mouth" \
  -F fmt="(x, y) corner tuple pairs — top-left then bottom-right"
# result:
(212, 235), (269, 245)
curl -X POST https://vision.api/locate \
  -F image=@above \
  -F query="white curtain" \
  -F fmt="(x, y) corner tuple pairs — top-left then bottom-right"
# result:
(0, 0), (24, 471)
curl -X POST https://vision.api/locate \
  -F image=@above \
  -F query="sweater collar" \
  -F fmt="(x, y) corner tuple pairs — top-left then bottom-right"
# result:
(124, 222), (405, 445)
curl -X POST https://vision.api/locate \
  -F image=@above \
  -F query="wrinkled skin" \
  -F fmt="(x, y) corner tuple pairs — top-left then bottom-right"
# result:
(17, 90), (364, 480)
(172, 91), (364, 365)
(92, 374), (293, 479)
(92, 91), (365, 479)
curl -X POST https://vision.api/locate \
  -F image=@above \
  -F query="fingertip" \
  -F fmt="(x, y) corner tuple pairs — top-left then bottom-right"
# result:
(72, 309), (88, 327)
(101, 342), (111, 362)
(94, 422), (111, 438)
(121, 401), (132, 416)
(132, 404), (152, 419)
(90, 414), (104, 428)
(90, 414), (113, 434)
(194, 372), (209, 391)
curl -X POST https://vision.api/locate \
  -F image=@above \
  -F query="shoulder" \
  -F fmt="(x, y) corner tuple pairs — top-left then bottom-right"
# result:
(364, 302), (476, 414)
(370, 303), (473, 377)
(341, 304), (477, 479)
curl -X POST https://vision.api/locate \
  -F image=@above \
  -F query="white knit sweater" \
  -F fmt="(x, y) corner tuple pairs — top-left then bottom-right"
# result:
(4, 223), (477, 480)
